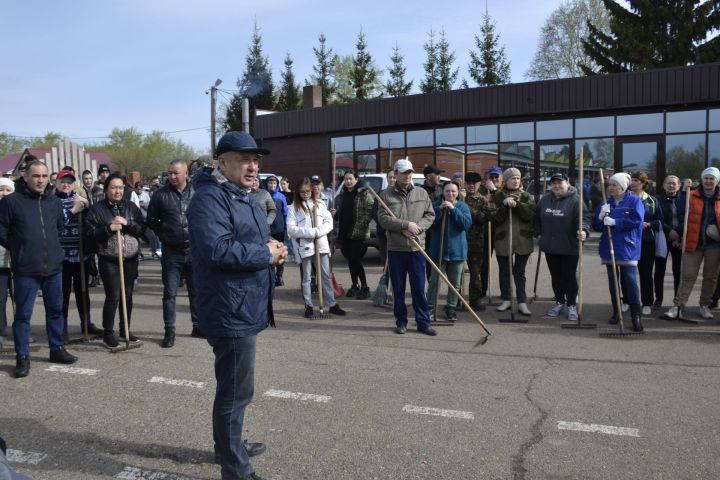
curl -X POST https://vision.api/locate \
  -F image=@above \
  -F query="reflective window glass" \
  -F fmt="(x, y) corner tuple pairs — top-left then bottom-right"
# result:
(500, 122), (533, 142)
(436, 147), (464, 176)
(407, 129), (434, 147)
(378, 149), (406, 171)
(406, 147), (434, 169)
(575, 138), (614, 210)
(710, 133), (720, 168)
(536, 119), (572, 140)
(575, 116), (614, 138)
(666, 110), (707, 133)
(617, 113), (663, 136)
(621, 142), (659, 192)
(467, 124), (497, 143)
(380, 132), (404, 149)
(710, 109), (720, 131)
(331, 136), (353, 152)
(666, 134), (706, 180)
(354, 134), (378, 151)
(500, 142), (534, 187)
(466, 144), (499, 177)
(356, 153), (377, 175)
(435, 127), (464, 146)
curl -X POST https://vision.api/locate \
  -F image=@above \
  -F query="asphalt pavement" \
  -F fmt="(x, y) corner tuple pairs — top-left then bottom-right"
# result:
(1, 244), (719, 480)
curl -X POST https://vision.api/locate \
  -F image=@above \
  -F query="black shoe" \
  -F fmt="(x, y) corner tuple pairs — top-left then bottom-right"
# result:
(86, 323), (104, 336)
(356, 286), (370, 300)
(630, 304), (644, 332)
(191, 326), (206, 338)
(239, 473), (265, 480)
(244, 440), (266, 457)
(346, 285), (359, 298)
(445, 309), (457, 321)
(49, 348), (78, 364)
(275, 276), (284, 287)
(329, 304), (346, 316)
(118, 331), (140, 342)
(608, 314), (619, 325)
(394, 325), (407, 334)
(14, 356), (30, 378)
(418, 327), (437, 336)
(103, 332), (119, 348)
(161, 328), (176, 348)
(304, 306), (314, 318)
(88, 277), (97, 288)
(709, 299), (719, 310)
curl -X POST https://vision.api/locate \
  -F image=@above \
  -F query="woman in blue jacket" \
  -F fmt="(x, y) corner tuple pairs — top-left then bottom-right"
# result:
(593, 172), (645, 331)
(426, 181), (472, 320)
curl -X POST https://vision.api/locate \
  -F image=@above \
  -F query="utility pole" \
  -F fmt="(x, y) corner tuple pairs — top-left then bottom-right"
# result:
(210, 78), (222, 157)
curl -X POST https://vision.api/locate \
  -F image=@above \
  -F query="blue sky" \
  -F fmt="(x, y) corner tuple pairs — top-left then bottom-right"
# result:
(1, 0), (568, 154)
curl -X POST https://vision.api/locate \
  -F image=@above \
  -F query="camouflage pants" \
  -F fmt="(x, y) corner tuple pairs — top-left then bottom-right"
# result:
(468, 249), (484, 301)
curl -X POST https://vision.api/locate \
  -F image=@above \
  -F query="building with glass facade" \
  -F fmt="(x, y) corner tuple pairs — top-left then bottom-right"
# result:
(255, 63), (720, 194)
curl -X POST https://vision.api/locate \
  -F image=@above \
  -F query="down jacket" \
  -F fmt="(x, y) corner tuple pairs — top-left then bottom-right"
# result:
(188, 168), (275, 338)
(592, 191), (644, 264)
(286, 199), (333, 262)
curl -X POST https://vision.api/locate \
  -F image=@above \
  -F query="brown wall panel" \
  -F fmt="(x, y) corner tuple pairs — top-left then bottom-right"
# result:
(259, 135), (329, 186)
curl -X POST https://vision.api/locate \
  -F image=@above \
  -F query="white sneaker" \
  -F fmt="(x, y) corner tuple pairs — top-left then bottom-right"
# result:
(663, 306), (679, 319)
(699, 306), (714, 320)
(621, 303), (629, 312)
(496, 300), (512, 312)
(518, 303), (531, 316)
(567, 305), (578, 321)
(642, 306), (652, 315)
(547, 303), (566, 317)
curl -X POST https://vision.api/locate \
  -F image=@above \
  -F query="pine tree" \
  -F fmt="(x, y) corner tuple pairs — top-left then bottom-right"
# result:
(309, 33), (335, 105)
(436, 28), (459, 91)
(385, 43), (413, 97)
(582, 0), (720, 74)
(276, 52), (301, 111)
(420, 28), (438, 93)
(468, 12), (511, 86)
(350, 29), (382, 101)
(224, 21), (274, 132)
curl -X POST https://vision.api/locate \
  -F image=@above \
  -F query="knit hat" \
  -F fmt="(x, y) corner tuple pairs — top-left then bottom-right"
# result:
(502, 167), (521, 183)
(608, 172), (631, 192)
(0, 178), (14, 191)
(701, 167), (720, 182)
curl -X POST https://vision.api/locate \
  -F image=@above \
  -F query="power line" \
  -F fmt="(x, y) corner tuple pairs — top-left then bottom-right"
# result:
(3, 126), (210, 141)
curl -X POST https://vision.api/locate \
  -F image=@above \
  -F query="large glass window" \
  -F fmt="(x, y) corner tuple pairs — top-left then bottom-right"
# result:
(500, 122), (533, 142)
(575, 116), (614, 138)
(710, 109), (720, 131)
(666, 110), (706, 133)
(536, 119), (572, 140)
(355, 134), (378, 151)
(331, 136), (353, 152)
(574, 139), (614, 170)
(436, 127), (464, 146)
(500, 142), (534, 187)
(406, 147), (434, 170)
(380, 131), (404, 149)
(466, 144), (499, 176)
(356, 153), (377, 175)
(436, 146), (464, 177)
(617, 113), (663, 136)
(407, 129), (433, 147)
(666, 134), (706, 180)
(467, 124), (497, 143)
(710, 133), (720, 167)
(378, 149), (406, 171)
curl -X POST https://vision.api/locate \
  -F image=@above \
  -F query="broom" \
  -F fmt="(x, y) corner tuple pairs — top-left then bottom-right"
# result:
(371, 258), (391, 307)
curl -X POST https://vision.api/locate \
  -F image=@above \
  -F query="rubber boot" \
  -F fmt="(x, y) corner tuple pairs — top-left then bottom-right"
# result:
(630, 304), (643, 332)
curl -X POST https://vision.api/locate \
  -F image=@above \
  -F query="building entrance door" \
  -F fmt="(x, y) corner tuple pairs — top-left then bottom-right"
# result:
(616, 137), (663, 194)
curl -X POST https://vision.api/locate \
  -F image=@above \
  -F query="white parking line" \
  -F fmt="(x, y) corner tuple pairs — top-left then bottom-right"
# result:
(7, 449), (47, 465)
(147, 376), (206, 389)
(401, 404), (475, 420)
(558, 421), (640, 437)
(45, 365), (99, 376)
(263, 389), (332, 403)
(116, 466), (195, 479)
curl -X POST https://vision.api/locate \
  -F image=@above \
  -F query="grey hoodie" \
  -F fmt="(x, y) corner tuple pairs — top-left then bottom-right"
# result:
(534, 186), (590, 256)
(251, 188), (276, 226)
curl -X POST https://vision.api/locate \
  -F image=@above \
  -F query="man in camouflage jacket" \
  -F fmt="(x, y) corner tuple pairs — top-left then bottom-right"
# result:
(465, 172), (489, 309)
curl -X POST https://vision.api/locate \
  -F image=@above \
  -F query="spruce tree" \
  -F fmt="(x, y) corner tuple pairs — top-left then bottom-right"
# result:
(468, 12), (511, 86)
(582, 0), (720, 74)
(276, 52), (301, 111)
(420, 28), (438, 93)
(309, 33), (335, 105)
(350, 29), (382, 101)
(436, 28), (459, 91)
(385, 43), (413, 97)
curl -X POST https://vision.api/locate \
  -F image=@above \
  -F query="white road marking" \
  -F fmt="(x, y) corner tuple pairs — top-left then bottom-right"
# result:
(116, 466), (195, 479)
(263, 388), (332, 403)
(45, 365), (98, 376)
(7, 449), (47, 465)
(147, 376), (206, 389)
(558, 421), (640, 437)
(401, 404), (475, 420)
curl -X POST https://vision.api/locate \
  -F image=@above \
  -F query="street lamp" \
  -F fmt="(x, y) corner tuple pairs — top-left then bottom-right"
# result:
(210, 79), (222, 157)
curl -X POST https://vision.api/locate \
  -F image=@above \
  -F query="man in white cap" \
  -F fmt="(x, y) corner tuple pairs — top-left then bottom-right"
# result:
(378, 158), (437, 336)
(664, 167), (720, 320)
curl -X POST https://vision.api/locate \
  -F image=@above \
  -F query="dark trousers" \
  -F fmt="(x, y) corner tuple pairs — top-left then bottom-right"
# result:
(545, 253), (579, 306)
(638, 240), (658, 307)
(209, 335), (257, 479)
(61, 260), (92, 332)
(467, 249), (483, 301)
(388, 250), (431, 330)
(480, 231), (494, 297)
(341, 239), (367, 288)
(656, 244), (682, 303)
(161, 248), (197, 330)
(13, 272), (65, 358)
(0, 268), (9, 337)
(98, 256), (138, 333)
(497, 254), (529, 303)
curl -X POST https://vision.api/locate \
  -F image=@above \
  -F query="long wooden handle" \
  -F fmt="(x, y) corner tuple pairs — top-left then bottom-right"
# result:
(577, 149), (584, 318)
(117, 230), (130, 344)
(599, 170), (624, 327)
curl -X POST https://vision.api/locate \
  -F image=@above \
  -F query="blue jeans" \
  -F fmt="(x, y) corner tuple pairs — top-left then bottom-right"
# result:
(13, 272), (65, 358)
(208, 335), (257, 479)
(606, 264), (640, 306)
(388, 250), (431, 330)
(161, 248), (197, 329)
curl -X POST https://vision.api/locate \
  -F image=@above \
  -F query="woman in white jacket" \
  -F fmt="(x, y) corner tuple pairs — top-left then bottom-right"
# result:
(287, 178), (346, 318)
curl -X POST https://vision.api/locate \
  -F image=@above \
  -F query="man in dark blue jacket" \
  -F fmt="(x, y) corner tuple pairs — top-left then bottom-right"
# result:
(0, 160), (78, 378)
(188, 132), (287, 480)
